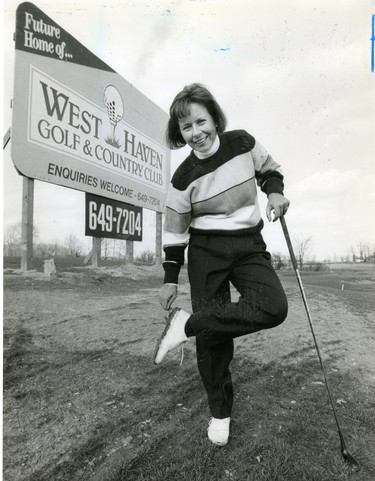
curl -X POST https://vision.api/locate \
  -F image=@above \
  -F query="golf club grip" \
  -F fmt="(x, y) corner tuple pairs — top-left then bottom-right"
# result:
(279, 216), (298, 271)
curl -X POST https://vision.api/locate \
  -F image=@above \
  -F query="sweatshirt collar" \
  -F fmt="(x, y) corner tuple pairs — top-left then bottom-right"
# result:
(193, 135), (220, 159)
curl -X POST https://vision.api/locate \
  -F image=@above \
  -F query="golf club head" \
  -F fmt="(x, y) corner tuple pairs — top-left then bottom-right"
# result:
(342, 448), (360, 472)
(339, 432), (360, 472)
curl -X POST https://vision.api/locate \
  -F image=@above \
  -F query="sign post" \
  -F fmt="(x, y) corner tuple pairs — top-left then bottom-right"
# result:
(21, 177), (34, 271)
(92, 237), (102, 268)
(155, 212), (162, 266)
(126, 240), (134, 265)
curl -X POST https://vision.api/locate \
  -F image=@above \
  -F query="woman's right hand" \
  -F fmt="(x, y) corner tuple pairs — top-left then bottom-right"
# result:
(159, 284), (178, 310)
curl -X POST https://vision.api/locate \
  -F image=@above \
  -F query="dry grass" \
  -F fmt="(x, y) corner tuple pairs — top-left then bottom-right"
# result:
(3, 264), (375, 480)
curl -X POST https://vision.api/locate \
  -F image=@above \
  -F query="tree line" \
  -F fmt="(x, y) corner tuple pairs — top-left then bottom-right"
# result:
(3, 222), (374, 268)
(2, 222), (154, 264)
(3, 222), (84, 258)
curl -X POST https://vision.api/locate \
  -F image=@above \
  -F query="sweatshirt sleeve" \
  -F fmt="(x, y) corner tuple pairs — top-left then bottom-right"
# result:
(252, 139), (285, 196)
(162, 182), (192, 284)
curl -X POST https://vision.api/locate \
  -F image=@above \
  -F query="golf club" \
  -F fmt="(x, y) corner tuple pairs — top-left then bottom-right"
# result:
(279, 215), (360, 472)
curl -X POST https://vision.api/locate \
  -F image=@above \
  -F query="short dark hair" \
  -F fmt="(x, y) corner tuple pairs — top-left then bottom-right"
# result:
(166, 83), (227, 149)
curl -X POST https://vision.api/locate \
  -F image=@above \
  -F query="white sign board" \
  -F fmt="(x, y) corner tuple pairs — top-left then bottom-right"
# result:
(11, 2), (170, 212)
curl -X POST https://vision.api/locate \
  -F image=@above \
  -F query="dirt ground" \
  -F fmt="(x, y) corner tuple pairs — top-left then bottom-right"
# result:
(3, 263), (375, 480)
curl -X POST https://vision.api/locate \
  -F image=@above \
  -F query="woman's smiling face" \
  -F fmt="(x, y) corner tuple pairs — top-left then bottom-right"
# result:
(178, 102), (217, 154)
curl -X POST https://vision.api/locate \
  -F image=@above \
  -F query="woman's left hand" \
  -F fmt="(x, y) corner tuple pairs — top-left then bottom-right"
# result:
(266, 193), (290, 222)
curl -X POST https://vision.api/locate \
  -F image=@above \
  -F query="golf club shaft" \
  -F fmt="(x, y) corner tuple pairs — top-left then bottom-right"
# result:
(279, 216), (344, 439)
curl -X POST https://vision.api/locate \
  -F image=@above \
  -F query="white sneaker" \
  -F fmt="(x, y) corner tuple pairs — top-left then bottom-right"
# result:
(207, 417), (231, 446)
(154, 308), (190, 365)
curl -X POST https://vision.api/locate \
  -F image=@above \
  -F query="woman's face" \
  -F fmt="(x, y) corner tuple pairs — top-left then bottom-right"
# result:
(178, 102), (217, 154)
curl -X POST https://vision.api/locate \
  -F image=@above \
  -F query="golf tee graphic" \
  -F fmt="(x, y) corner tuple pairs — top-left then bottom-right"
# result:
(11, 2), (170, 213)
(104, 85), (124, 148)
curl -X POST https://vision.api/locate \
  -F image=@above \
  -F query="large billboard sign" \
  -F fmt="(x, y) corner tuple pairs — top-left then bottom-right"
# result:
(11, 2), (170, 212)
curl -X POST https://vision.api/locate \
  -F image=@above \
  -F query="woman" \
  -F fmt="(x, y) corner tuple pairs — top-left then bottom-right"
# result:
(154, 83), (289, 446)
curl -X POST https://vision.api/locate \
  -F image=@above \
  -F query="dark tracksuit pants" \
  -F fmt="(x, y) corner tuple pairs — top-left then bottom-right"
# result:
(184, 231), (288, 419)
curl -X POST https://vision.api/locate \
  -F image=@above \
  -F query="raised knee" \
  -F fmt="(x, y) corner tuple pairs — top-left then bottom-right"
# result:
(272, 295), (288, 326)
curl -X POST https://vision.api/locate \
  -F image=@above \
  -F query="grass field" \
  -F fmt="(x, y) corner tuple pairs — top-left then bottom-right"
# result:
(3, 261), (375, 480)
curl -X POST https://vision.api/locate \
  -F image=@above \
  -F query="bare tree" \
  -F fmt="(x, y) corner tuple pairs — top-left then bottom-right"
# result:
(295, 235), (312, 269)
(350, 241), (375, 262)
(271, 251), (288, 270)
(34, 241), (61, 258)
(64, 235), (83, 257)
(4, 222), (39, 256)
(4, 223), (21, 256)
(34, 242), (52, 258)
(135, 250), (155, 265)
(102, 238), (112, 260)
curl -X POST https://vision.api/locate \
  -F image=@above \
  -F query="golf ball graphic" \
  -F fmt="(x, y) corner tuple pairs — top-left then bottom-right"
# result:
(103, 85), (124, 147)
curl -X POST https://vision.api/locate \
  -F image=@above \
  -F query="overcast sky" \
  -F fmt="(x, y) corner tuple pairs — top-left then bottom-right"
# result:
(3, 0), (375, 260)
